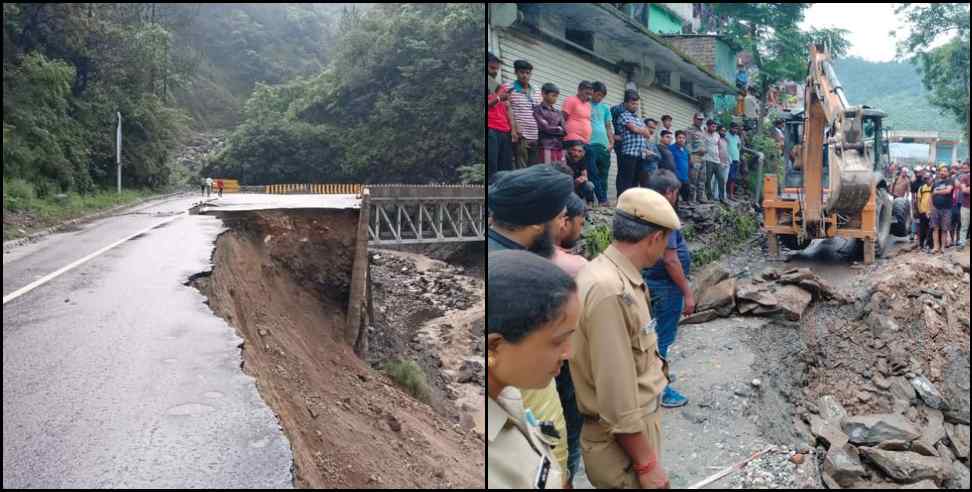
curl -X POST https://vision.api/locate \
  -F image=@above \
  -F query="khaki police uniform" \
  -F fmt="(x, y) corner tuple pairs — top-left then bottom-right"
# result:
(487, 386), (563, 489)
(520, 380), (569, 483)
(569, 188), (679, 489)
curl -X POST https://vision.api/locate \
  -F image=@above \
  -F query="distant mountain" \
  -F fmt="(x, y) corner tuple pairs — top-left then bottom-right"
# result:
(832, 56), (962, 134)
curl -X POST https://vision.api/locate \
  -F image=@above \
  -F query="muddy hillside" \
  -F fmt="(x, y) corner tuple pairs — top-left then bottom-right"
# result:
(189, 208), (484, 489)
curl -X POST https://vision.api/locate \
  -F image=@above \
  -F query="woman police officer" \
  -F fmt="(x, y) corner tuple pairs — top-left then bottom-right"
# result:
(487, 250), (581, 489)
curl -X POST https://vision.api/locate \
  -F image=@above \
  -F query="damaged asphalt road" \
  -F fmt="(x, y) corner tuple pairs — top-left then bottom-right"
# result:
(3, 195), (292, 488)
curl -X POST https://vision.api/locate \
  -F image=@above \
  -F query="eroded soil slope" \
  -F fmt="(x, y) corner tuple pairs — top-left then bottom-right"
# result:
(192, 209), (484, 488)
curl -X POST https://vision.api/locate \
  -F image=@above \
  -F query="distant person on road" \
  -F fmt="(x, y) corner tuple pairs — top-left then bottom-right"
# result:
(915, 168), (934, 251)
(205, 177), (213, 197)
(950, 164), (962, 247)
(959, 160), (970, 248)
(200, 177), (207, 196)
(931, 165), (955, 254)
(216, 179), (224, 198)
(487, 250), (578, 489)
(891, 166), (911, 199)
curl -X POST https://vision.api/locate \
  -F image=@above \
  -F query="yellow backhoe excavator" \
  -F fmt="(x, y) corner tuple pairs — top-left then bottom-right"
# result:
(763, 44), (895, 264)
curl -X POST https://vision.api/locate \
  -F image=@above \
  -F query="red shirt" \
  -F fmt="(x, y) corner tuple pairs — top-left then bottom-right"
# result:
(487, 86), (512, 133)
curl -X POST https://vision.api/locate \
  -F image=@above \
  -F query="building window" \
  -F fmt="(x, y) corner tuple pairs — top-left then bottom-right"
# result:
(680, 79), (694, 97)
(655, 70), (671, 88)
(565, 29), (594, 51)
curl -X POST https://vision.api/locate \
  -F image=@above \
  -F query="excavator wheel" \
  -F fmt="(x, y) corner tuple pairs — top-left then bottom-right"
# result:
(874, 188), (894, 260)
(780, 234), (812, 251)
(890, 197), (913, 238)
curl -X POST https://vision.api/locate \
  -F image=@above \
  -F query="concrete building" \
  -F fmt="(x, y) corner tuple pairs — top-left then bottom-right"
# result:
(488, 3), (740, 200)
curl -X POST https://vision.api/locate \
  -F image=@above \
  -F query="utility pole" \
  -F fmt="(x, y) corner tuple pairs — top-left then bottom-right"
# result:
(117, 112), (122, 194)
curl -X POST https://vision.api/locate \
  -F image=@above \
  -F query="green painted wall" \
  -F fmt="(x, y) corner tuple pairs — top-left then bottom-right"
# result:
(649, 4), (683, 34)
(714, 39), (736, 82)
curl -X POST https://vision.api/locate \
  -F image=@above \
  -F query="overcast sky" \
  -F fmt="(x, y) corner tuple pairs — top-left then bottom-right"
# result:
(799, 3), (951, 62)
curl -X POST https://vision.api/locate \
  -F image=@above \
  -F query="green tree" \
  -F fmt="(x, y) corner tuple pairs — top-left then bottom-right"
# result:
(893, 3), (971, 143)
(710, 4), (850, 131)
(213, 3), (484, 184)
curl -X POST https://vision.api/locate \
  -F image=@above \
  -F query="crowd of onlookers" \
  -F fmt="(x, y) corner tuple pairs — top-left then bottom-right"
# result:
(486, 48), (971, 490)
(488, 51), (753, 210)
(891, 160), (971, 254)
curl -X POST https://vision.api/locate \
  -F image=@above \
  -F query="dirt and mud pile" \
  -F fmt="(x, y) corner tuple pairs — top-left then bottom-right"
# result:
(190, 209), (484, 488)
(793, 248), (970, 489)
(367, 245), (485, 433)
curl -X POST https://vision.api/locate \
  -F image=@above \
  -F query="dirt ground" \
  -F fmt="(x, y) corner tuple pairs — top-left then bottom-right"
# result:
(191, 209), (484, 488)
(574, 234), (970, 489)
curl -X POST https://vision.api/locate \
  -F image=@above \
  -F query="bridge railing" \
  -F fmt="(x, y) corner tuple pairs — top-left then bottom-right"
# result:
(365, 185), (485, 245)
(235, 183), (486, 245)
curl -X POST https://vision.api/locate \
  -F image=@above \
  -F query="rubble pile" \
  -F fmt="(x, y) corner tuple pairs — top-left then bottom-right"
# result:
(684, 264), (850, 325)
(371, 253), (476, 312)
(685, 248), (970, 489)
(798, 250), (971, 489)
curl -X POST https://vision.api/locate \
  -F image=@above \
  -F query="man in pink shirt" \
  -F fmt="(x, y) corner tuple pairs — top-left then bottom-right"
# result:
(550, 194), (589, 278)
(562, 81), (593, 144)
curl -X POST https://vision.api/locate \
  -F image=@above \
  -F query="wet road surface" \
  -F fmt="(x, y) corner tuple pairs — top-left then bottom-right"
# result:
(2, 194), (324, 488)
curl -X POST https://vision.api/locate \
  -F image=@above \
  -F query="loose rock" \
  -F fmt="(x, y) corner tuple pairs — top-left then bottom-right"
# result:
(858, 447), (953, 483)
(823, 444), (867, 487)
(911, 375), (949, 410)
(843, 414), (921, 445)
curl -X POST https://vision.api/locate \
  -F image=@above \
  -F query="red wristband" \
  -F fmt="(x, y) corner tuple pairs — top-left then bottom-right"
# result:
(633, 456), (657, 476)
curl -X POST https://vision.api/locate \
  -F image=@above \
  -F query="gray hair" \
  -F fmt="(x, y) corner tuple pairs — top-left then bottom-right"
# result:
(612, 211), (667, 244)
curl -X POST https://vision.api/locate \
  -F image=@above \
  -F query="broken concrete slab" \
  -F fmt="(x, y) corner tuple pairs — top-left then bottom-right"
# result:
(843, 414), (921, 445)
(823, 444), (867, 488)
(858, 447), (953, 484)
(911, 375), (950, 411)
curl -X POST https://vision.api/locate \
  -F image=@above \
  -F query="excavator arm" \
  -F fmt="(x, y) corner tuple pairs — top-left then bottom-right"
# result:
(800, 44), (880, 231)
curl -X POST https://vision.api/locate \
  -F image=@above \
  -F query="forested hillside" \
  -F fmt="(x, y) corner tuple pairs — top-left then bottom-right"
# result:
(833, 56), (963, 134)
(206, 3), (485, 185)
(3, 3), (484, 200)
